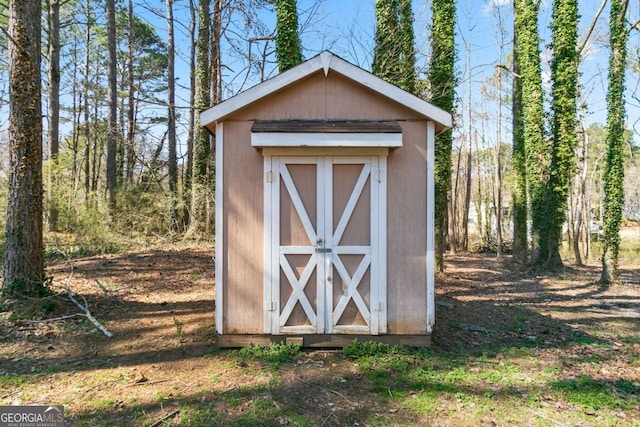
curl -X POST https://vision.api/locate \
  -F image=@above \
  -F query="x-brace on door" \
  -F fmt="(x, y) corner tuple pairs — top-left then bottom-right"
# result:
(264, 155), (387, 335)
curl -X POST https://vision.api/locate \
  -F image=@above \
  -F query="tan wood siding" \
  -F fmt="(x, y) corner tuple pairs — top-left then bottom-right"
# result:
(230, 72), (422, 122)
(386, 122), (429, 334)
(223, 121), (264, 333)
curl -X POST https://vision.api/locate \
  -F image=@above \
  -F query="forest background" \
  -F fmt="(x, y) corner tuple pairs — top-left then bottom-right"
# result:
(0, 0), (639, 278)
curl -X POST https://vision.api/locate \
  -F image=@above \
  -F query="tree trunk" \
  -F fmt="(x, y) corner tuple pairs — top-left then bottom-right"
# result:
(167, 0), (178, 230)
(189, 0), (211, 235)
(126, 0), (136, 186)
(47, 0), (61, 232)
(3, 0), (45, 294)
(511, 5), (527, 264)
(83, 0), (91, 201)
(106, 0), (118, 210)
(600, 0), (629, 284)
(429, 0), (456, 272)
(182, 0), (197, 229)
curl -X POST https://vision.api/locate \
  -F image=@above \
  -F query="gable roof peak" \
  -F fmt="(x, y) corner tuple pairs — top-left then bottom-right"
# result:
(200, 50), (452, 133)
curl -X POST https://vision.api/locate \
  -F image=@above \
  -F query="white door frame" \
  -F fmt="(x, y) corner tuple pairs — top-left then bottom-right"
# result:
(263, 154), (387, 335)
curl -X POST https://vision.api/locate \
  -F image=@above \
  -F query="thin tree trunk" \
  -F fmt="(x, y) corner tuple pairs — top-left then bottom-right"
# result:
(167, 0), (178, 230)
(47, 0), (61, 232)
(449, 144), (461, 254)
(182, 0), (197, 229)
(126, 0), (136, 186)
(463, 140), (472, 250)
(106, 0), (118, 210)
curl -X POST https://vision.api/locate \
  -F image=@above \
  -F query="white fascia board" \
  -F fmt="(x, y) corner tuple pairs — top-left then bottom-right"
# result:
(251, 132), (402, 148)
(328, 55), (453, 129)
(200, 51), (453, 132)
(199, 55), (325, 126)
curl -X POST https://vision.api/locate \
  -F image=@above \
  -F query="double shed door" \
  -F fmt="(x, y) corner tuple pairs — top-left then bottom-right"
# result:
(264, 155), (387, 335)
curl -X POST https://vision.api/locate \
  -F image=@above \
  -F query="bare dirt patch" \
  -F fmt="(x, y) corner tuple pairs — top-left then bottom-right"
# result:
(1, 245), (639, 426)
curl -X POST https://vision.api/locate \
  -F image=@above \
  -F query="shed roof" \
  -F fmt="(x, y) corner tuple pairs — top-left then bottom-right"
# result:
(200, 51), (452, 134)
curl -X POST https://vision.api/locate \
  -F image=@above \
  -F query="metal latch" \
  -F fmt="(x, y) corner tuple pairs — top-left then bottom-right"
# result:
(315, 247), (332, 253)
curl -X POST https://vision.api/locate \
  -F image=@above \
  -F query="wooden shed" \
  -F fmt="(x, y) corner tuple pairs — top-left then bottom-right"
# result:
(201, 51), (452, 347)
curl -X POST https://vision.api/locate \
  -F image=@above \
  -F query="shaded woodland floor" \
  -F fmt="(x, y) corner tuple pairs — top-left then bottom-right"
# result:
(1, 241), (639, 426)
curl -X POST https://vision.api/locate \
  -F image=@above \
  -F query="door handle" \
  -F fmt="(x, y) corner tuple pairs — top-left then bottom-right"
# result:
(315, 247), (332, 253)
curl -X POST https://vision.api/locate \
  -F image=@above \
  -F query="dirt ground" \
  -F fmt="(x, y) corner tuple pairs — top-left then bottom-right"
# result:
(1, 238), (639, 426)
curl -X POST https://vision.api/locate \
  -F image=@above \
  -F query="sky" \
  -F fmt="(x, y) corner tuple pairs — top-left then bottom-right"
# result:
(1, 0), (637, 158)
(143, 0), (640, 150)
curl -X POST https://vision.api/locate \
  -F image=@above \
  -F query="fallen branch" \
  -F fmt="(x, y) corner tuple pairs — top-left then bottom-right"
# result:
(149, 410), (180, 427)
(65, 286), (113, 338)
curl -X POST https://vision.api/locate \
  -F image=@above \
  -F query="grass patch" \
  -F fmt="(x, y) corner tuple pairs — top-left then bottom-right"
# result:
(0, 373), (30, 389)
(232, 343), (301, 367)
(178, 397), (307, 427)
(550, 375), (634, 410)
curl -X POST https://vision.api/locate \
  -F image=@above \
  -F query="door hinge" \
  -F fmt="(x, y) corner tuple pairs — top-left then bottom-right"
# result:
(377, 170), (384, 183)
(266, 301), (277, 311)
(374, 301), (384, 311)
(266, 171), (275, 183)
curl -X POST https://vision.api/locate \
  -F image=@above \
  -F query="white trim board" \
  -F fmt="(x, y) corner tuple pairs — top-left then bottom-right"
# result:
(251, 132), (402, 148)
(215, 123), (224, 335)
(200, 51), (452, 133)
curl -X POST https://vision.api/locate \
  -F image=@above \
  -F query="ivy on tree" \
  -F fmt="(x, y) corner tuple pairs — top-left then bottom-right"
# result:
(428, 0), (456, 272)
(538, 0), (579, 269)
(372, 0), (416, 93)
(601, 0), (629, 284)
(274, 0), (302, 72)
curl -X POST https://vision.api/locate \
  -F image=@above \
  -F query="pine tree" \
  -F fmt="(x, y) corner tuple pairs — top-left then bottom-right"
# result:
(428, 0), (456, 272)
(274, 0), (302, 72)
(601, 0), (629, 284)
(3, 0), (45, 294)
(106, 0), (118, 210)
(539, 0), (579, 268)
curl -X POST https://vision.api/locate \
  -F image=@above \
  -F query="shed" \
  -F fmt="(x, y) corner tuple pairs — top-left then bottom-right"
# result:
(201, 51), (452, 347)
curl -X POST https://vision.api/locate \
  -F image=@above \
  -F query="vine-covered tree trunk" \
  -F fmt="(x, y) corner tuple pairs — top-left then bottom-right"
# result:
(428, 0), (456, 272)
(372, 0), (399, 83)
(274, 0), (302, 72)
(372, 0), (416, 93)
(3, 0), (45, 294)
(514, 0), (545, 258)
(189, 0), (211, 235)
(398, 0), (416, 93)
(538, 0), (579, 269)
(511, 17), (528, 264)
(601, 0), (629, 284)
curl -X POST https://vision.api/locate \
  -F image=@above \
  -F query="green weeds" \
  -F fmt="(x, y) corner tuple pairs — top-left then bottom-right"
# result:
(232, 343), (301, 367)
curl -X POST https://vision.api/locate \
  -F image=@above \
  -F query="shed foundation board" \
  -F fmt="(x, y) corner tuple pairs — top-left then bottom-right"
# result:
(217, 334), (431, 348)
